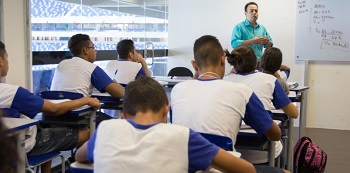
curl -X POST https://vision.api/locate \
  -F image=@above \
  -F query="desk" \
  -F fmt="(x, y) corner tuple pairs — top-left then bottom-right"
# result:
(290, 86), (309, 139)
(236, 120), (281, 167)
(70, 162), (93, 173)
(3, 117), (39, 173)
(153, 76), (192, 86)
(35, 101), (97, 137)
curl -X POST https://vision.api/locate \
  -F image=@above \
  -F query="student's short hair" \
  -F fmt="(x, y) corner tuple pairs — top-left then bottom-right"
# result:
(245, 2), (258, 12)
(193, 35), (224, 69)
(117, 39), (135, 59)
(260, 47), (283, 74)
(68, 34), (91, 57)
(226, 45), (257, 73)
(0, 41), (6, 58)
(123, 76), (168, 116)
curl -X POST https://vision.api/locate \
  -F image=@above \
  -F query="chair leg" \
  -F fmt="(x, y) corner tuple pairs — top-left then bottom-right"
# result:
(59, 154), (66, 173)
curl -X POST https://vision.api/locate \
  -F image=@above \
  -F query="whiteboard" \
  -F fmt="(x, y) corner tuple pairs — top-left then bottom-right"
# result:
(295, 0), (350, 61)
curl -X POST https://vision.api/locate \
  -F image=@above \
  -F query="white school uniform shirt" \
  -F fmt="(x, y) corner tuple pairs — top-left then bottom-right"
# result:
(86, 119), (220, 173)
(171, 78), (273, 150)
(223, 71), (291, 112)
(51, 57), (113, 96)
(0, 83), (44, 153)
(104, 60), (146, 86)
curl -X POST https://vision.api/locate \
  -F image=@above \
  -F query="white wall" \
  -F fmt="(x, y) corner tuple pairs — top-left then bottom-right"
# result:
(168, 0), (350, 130)
(2, 0), (31, 89)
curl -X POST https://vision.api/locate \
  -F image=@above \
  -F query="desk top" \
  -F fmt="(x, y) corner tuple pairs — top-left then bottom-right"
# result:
(239, 120), (281, 135)
(153, 76), (192, 84)
(3, 118), (38, 133)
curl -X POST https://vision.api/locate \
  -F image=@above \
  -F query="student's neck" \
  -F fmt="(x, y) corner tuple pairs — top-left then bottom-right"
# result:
(198, 67), (222, 79)
(130, 112), (165, 125)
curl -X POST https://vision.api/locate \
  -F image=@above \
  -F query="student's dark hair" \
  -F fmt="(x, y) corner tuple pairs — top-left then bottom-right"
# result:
(68, 34), (91, 57)
(226, 45), (257, 73)
(0, 41), (6, 58)
(245, 2), (258, 12)
(0, 113), (17, 173)
(260, 47), (283, 74)
(117, 39), (135, 59)
(193, 35), (224, 69)
(123, 76), (168, 116)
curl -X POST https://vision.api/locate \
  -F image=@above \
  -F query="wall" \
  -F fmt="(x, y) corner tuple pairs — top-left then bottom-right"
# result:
(2, 0), (31, 89)
(168, 0), (350, 130)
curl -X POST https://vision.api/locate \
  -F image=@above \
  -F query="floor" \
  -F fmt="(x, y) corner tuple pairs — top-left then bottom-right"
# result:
(292, 127), (350, 173)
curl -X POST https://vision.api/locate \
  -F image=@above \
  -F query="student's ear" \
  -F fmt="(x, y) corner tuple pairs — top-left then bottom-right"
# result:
(162, 104), (170, 123)
(191, 60), (199, 71)
(220, 55), (225, 66)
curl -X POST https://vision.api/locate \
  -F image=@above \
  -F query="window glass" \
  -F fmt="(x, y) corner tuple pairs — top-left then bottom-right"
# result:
(31, 0), (168, 95)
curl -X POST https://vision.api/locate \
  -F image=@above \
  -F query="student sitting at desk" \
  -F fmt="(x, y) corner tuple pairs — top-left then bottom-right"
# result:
(111, 39), (151, 86)
(223, 45), (298, 164)
(259, 47), (291, 94)
(75, 76), (256, 173)
(171, 35), (286, 173)
(50, 33), (124, 98)
(0, 41), (101, 173)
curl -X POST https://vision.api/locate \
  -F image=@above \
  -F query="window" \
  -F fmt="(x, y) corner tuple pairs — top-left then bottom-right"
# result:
(31, 0), (169, 95)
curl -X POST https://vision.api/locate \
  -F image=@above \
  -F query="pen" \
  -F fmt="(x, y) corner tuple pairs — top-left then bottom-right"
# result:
(113, 69), (118, 79)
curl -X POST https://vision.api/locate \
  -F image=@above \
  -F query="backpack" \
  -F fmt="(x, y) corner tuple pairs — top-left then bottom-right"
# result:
(293, 136), (327, 173)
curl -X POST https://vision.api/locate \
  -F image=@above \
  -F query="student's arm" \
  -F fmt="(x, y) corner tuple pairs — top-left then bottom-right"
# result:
(263, 122), (282, 141)
(136, 53), (151, 77)
(211, 149), (256, 173)
(41, 97), (100, 116)
(244, 92), (281, 141)
(282, 103), (299, 118)
(103, 82), (124, 98)
(75, 142), (89, 163)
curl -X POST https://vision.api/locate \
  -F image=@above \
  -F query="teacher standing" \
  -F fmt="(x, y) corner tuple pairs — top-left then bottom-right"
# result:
(231, 2), (273, 62)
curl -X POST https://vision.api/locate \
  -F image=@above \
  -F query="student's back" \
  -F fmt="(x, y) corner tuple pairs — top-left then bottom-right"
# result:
(93, 119), (211, 173)
(172, 79), (262, 144)
(224, 71), (288, 111)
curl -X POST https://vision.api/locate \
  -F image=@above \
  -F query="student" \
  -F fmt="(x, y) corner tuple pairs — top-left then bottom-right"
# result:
(231, 2), (273, 61)
(0, 41), (100, 173)
(111, 39), (151, 86)
(51, 33), (124, 98)
(223, 45), (298, 163)
(171, 35), (286, 172)
(260, 47), (291, 94)
(75, 76), (256, 173)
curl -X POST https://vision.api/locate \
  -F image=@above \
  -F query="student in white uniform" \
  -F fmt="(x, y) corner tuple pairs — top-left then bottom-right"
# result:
(171, 35), (288, 173)
(259, 47), (291, 94)
(223, 45), (298, 164)
(75, 76), (256, 173)
(51, 33), (124, 98)
(105, 39), (150, 87)
(0, 41), (100, 173)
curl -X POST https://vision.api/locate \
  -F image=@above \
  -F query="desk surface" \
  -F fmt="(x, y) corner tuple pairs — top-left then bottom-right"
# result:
(49, 99), (97, 114)
(3, 117), (38, 133)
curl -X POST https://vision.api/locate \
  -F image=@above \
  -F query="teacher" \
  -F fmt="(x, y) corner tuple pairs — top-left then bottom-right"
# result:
(231, 2), (273, 62)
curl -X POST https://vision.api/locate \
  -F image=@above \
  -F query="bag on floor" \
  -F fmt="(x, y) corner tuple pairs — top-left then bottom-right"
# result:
(293, 136), (327, 173)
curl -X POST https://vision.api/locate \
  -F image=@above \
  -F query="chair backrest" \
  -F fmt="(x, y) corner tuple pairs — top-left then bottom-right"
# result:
(0, 108), (20, 118)
(41, 91), (84, 100)
(167, 67), (193, 78)
(199, 132), (233, 151)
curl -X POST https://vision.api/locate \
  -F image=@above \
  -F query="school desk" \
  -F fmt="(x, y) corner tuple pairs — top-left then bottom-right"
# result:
(236, 120), (281, 167)
(35, 100), (98, 137)
(3, 117), (39, 173)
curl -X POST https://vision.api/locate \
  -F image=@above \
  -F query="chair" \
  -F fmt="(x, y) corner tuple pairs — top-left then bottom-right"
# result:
(41, 91), (84, 100)
(167, 67), (193, 78)
(27, 151), (65, 173)
(199, 132), (233, 151)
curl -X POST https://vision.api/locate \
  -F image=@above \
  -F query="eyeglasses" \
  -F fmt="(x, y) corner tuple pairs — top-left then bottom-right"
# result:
(86, 46), (95, 49)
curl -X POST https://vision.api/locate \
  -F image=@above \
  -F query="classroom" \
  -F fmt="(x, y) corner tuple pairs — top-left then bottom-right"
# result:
(1, 0), (350, 172)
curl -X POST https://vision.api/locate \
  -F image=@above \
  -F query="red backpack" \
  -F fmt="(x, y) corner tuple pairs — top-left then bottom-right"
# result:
(293, 137), (327, 173)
